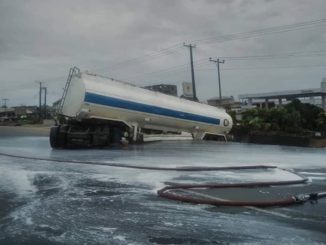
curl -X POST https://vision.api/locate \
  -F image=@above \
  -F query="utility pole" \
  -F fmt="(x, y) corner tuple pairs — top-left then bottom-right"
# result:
(36, 81), (43, 121)
(2, 98), (8, 108)
(184, 43), (198, 101)
(42, 87), (47, 119)
(209, 58), (225, 100)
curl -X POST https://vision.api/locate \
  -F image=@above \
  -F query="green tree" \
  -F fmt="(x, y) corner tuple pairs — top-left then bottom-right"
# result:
(316, 112), (326, 134)
(240, 99), (324, 134)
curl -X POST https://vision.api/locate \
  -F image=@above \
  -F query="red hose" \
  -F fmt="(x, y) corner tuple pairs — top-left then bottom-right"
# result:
(158, 175), (309, 207)
(0, 152), (277, 171)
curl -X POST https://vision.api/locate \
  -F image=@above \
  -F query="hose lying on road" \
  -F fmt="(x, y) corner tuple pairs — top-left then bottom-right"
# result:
(157, 181), (303, 207)
(1, 151), (325, 207)
(157, 178), (326, 207)
(0, 151), (277, 171)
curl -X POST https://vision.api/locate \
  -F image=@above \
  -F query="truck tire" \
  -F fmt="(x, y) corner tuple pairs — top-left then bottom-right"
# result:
(111, 127), (122, 145)
(50, 126), (65, 148)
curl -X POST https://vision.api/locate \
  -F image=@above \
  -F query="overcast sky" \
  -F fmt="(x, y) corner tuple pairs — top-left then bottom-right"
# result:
(1, 0), (326, 106)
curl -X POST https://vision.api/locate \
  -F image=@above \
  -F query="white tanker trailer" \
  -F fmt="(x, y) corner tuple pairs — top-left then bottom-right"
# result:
(50, 67), (233, 148)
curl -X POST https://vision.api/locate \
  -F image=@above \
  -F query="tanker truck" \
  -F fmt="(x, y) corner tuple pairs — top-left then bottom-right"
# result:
(50, 67), (233, 148)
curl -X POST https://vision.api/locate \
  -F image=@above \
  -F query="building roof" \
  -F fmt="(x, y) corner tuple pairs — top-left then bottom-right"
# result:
(0, 108), (15, 113)
(239, 87), (326, 100)
(207, 96), (234, 101)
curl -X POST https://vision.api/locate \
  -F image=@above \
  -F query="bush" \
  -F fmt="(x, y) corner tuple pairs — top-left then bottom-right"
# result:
(240, 100), (325, 134)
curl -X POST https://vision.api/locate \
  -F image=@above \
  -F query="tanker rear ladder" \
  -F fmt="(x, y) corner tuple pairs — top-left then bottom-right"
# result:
(57, 66), (80, 115)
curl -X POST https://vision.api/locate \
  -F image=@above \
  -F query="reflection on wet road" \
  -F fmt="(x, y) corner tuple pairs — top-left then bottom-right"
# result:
(0, 136), (325, 244)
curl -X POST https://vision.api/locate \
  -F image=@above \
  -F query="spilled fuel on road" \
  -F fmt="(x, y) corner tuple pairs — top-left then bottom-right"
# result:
(0, 135), (325, 244)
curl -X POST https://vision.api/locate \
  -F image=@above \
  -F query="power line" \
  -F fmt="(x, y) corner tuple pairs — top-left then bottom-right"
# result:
(122, 63), (326, 81)
(222, 64), (326, 70)
(9, 17), (325, 95)
(117, 60), (326, 84)
(112, 43), (182, 65)
(20, 17), (326, 87)
(130, 63), (326, 75)
(92, 43), (183, 73)
(121, 59), (208, 80)
(220, 50), (326, 61)
(92, 18), (326, 75)
(117, 49), (326, 81)
(194, 18), (326, 44)
(195, 63), (326, 71)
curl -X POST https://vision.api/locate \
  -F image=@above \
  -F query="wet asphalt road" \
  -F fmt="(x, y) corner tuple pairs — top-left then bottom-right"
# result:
(0, 134), (325, 244)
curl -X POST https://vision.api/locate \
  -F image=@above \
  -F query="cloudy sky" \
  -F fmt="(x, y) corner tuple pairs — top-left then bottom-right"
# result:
(1, 0), (326, 106)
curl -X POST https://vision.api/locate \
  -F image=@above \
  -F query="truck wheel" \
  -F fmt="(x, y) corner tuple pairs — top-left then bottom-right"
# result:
(111, 127), (122, 146)
(50, 126), (65, 148)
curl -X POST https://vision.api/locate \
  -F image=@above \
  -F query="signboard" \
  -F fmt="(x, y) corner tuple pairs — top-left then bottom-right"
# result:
(182, 82), (193, 97)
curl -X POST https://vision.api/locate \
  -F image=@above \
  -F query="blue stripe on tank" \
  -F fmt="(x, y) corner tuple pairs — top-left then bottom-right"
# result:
(84, 92), (220, 125)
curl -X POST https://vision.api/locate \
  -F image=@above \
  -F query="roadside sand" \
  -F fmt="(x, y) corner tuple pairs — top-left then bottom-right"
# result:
(0, 125), (50, 137)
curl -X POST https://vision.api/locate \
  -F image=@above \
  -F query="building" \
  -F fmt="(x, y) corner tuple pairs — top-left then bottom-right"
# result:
(180, 82), (198, 101)
(12, 106), (39, 120)
(207, 96), (236, 107)
(13, 106), (38, 116)
(239, 79), (326, 110)
(0, 107), (16, 123)
(52, 99), (61, 113)
(207, 96), (246, 121)
(143, 84), (178, 96)
(207, 96), (243, 110)
(180, 94), (198, 101)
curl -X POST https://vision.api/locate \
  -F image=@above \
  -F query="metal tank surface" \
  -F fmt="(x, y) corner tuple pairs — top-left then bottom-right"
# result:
(51, 67), (233, 148)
